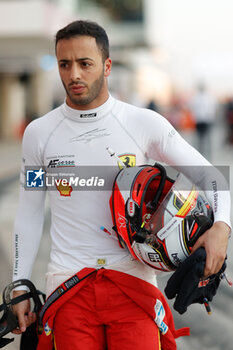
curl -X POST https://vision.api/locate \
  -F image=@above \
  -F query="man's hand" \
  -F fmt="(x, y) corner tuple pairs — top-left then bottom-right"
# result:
(12, 290), (37, 334)
(192, 221), (230, 277)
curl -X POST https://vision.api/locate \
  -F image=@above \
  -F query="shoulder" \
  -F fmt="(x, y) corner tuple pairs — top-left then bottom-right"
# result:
(112, 98), (150, 115)
(23, 105), (64, 139)
(113, 98), (171, 129)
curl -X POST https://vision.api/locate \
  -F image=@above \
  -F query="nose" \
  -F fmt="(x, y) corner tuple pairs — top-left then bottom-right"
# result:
(70, 63), (81, 82)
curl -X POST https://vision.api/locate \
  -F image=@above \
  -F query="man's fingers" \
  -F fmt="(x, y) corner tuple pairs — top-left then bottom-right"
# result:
(191, 222), (228, 277)
(203, 256), (213, 277)
(28, 311), (37, 324)
(191, 236), (204, 254)
(204, 253), (225, 277)
(18, 313), (27, 333)
(11, 312), (37, 334)
(11, 314), (27, 335)
(12, 328), (22, 335)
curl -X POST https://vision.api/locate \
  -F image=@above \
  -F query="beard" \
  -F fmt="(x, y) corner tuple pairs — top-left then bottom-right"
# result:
(63, 68), (105, 107)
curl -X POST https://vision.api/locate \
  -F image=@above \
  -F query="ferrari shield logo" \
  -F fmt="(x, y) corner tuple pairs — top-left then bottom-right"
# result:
(118, 154), (136, 169)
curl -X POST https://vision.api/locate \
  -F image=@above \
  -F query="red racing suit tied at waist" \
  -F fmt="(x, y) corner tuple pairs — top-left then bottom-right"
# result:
(37, 268), (190, 350)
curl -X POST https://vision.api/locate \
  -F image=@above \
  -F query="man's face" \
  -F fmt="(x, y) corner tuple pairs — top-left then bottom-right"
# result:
(56, 35), (111, 110)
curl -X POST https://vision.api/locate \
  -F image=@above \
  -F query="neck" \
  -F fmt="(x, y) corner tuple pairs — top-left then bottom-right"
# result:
(66, 93), (109, 110)
(66, 82), (109, 110)
(61, 94), (114, 123)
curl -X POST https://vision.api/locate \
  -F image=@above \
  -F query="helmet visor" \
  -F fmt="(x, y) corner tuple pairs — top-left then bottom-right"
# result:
(145, 173), (199, 241)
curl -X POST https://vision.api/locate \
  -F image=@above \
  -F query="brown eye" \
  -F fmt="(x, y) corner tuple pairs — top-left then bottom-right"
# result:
(82, 61), (91, 67)
(60, 62), (69, 68)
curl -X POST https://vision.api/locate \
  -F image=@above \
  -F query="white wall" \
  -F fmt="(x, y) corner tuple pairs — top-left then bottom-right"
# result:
(0, 0), (74, 37)
(144, 0), (233, 96)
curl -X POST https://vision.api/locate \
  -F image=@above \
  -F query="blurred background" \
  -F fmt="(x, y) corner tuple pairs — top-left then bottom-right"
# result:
(0, 0), (232, 349)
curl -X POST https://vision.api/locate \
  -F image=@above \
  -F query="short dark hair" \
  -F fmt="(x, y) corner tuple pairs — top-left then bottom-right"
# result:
(55, 20), (109, 61)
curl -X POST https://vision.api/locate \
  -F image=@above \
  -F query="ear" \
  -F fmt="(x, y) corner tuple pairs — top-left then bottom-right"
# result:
(104, 58), (112, 77)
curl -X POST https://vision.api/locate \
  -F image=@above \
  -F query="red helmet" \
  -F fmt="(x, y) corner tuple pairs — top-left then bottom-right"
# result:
(110, 163), (213, 272)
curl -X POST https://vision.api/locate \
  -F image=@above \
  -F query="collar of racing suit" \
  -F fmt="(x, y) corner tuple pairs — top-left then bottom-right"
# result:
(61, 94), (115, 123)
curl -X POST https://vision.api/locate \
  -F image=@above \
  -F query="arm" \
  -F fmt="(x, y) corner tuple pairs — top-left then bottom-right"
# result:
(192, 221), (230, 277)
(12, 122), (46, 332)
(145, 115), (231, 276)
(12, 290), (37, 334)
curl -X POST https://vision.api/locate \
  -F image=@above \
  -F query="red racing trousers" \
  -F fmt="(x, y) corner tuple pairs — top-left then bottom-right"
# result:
(53, 271), (160, 349)
(37, 268), (189, 350)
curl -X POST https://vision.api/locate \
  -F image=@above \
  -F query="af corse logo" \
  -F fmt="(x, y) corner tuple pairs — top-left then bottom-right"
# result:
(48, 159), (59, 168)
(48, 159), (75, 168)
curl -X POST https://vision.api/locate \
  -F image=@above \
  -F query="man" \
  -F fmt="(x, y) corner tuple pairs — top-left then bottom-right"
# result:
(12, 20), (231, 349)
(190, 83), (216, 160)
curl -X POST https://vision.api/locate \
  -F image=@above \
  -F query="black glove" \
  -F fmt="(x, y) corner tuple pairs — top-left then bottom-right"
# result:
(164, 247), (226, 314)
